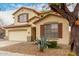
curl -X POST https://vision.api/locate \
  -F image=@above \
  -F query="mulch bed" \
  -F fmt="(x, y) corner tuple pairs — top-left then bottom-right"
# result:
(0, 42), (70, 56)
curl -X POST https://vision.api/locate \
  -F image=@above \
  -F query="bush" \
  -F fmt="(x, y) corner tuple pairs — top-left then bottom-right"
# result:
(68, 52), (76, 56)
(47, 41), (57, 48)
(37, 37), (47, 52)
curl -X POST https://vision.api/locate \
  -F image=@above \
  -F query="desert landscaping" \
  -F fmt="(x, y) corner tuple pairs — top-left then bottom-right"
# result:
(0, 41), (71, 56)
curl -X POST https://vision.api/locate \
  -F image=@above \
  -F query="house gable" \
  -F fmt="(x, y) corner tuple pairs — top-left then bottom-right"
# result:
(35, 13), (69, 45)
(13, 7), (39, 15)
(13, 7), (39, 25)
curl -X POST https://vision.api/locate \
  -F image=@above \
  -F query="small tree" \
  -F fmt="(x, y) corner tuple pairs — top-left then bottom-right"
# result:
(37, 37), (47, 52)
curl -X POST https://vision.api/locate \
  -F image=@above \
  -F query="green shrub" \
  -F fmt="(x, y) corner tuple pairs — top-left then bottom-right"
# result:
(68, 52), (76, 56)
(37, 37), (47, 52)
(47, 41), (57, 48)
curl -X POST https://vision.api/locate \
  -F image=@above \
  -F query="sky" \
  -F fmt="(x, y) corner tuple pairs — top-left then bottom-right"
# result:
(0, 3), (77, 26)
(0, 3), (47, 11)
(0, 3), (48, 26)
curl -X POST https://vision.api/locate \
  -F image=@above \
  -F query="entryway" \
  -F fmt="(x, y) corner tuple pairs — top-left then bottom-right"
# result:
(31, 27), (36, 41)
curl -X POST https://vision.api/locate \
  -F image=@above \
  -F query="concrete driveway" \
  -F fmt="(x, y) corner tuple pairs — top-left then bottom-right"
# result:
(0, 40), (21, 47)
(0, 40), (29, 56)
(0, 51), (26, 56)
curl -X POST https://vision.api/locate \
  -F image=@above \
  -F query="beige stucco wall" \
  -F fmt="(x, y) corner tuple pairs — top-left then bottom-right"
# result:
(35, 15), (70, 45)
(13, 8), (38, 25)
(5, 27), (32, 41)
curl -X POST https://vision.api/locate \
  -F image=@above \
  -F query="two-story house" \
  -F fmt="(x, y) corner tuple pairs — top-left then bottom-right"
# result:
(5, 7), (70, 46)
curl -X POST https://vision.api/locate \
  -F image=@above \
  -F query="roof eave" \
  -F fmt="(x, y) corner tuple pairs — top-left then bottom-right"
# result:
(5, 24), (31, 29)
(34, 14), (64, 24)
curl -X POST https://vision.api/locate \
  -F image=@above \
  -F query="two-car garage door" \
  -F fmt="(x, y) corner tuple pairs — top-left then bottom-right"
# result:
(8, 30), (28, 42)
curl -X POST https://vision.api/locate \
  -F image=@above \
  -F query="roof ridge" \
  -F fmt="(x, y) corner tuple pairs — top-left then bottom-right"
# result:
(13, 6), (40, 15)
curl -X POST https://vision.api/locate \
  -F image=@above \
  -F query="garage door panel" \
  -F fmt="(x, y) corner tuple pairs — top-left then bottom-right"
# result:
(9, 31), (27, 41)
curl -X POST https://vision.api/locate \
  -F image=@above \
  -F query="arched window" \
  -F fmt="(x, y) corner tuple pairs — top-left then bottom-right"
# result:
(18, 13), (28, 22)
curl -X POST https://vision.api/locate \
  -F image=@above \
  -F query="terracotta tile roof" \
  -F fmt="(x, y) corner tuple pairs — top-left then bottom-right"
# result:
(34, 14), (64, 24)
(39, 10), (53, 14)
(12, 7), (40, 15)
(0, 24), (5, 29)
(4, 23), (31, 28)
(27, 16), (40, 22)
(75, 20), (79, 25)
(12, 6), (60, 16)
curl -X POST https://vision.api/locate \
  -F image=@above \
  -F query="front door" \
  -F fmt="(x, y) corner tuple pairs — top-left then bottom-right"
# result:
(31, 27), (36, 41)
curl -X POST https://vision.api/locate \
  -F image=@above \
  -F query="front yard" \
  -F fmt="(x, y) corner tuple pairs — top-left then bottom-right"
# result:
(0, 42), (70, 56)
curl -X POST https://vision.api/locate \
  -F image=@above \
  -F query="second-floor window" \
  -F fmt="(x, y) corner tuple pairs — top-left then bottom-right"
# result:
(18, 13), (28, 22)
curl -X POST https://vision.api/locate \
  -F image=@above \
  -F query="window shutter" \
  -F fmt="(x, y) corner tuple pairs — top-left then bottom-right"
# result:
(40, 25), (45, 38)
(58, 23), (62, 38)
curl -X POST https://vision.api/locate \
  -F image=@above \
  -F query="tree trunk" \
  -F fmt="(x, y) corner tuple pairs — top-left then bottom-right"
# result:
(74, 26), (79, 55)
(70, 24), (79, 55)
(49, 3), (79, 55)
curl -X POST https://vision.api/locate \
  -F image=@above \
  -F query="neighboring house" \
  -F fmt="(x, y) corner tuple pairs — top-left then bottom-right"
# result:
(0, 25), (5, 39)
(5, 7), (70, 46)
